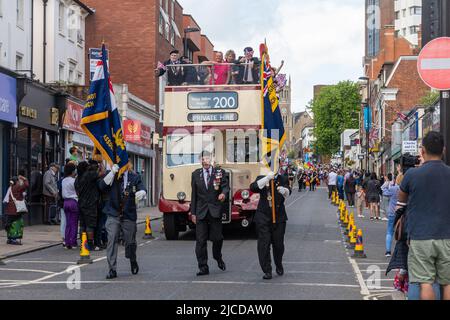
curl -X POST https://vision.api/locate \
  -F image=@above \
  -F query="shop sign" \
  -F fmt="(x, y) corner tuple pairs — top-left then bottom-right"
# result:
(63, 100), (84, 134)
(123, 120), (142, 143)
(0, 73), (17, 124)
(20, 106), (38, 119)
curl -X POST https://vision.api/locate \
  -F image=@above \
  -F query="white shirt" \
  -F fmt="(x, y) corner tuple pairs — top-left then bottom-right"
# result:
(328, 172), (337, 186)
(62, 177), (78, 201)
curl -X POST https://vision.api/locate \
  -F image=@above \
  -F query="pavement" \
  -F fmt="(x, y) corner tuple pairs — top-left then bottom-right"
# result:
(0, 206), (162, 260)
(0, 187), (402, 300)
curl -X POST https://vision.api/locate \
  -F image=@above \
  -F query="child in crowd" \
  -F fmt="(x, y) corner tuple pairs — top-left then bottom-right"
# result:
(355, 185), (365, 218)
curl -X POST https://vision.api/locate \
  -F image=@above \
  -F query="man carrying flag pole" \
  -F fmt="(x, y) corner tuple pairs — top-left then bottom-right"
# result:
(81, 43), (147, 279)
(250, 43), (291, 280)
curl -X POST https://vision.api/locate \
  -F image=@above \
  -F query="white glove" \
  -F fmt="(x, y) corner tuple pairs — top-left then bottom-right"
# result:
(103, 171), (115, 186)
(257, 172), (276, 190)
(135, 190), (147, 202)
(277, 186), (290, 199)
(111, 164), (120, 174)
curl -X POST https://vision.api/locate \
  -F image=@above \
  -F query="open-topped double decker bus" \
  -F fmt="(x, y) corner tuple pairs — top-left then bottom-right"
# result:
(158, 63), (268, 240)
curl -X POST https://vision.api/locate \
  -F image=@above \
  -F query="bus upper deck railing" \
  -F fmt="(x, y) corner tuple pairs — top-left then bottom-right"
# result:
(160, 63), (262, 87)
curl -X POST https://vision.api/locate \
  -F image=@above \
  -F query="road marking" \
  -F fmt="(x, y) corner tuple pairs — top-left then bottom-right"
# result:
(283, 261), (349, 265)
(3, 260), (76, 265)
(348, 257), (370, 296)
(0, 268), (55, 275)
(285, 191), (309, 209)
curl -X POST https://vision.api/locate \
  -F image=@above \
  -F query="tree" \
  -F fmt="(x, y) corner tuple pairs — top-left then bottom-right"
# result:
(311, 81), (361, 156)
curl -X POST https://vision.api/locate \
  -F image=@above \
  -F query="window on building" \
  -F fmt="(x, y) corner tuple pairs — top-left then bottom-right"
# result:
(59, 63), (65, 81)
(77, 72), (83, 85)
(16, 0), (24, 28)
(410, 6), (421, 15)
(0, 0), (3, 17)
(165, 21), (170, 41)
(68, 9), (76, 41)
(165, 0), (168, 13)
(170, 26), (175, 46)
(68, 61), (76, 83)
(395, 11), (399, 20)
(58, 2), (65, 34)
(402, 28), (406, 36)
(409, 25), (420, 34)
(159, 12), (164, 34)
(171, 0), (174, 18)
(15, 53), (23, 71)
(402, 9), (406, 17)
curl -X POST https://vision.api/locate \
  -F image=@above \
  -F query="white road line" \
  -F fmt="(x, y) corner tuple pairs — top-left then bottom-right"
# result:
(285, 191), (309, 209)
(3, 260), (75, 265)
(348, 257), (370, 296)
(0, 268), (55, 275)
(283, 261), (349, 265)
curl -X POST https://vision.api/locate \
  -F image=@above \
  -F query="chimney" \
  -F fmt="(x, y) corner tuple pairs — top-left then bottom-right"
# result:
(384, 25), (395, 62)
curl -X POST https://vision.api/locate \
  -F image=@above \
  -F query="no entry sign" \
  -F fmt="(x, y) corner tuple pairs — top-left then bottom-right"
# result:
(418, 37), (450, 91)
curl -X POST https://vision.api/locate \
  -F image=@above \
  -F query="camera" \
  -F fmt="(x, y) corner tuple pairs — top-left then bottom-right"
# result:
(401, 153), (420, 174)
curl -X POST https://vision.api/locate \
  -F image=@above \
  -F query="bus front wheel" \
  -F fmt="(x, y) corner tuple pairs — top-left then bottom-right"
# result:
(163, 213), (179, 240)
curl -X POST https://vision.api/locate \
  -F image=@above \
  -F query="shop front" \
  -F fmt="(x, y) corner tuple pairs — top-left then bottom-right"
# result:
(62, 98), (94, 161)
(123, 119), (156, 207)
(0, 71), (17, 218)
(10, 82), (63, 225)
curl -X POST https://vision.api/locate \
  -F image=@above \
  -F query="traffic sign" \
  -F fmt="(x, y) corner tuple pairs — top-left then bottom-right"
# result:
(417, 37), (450, 91)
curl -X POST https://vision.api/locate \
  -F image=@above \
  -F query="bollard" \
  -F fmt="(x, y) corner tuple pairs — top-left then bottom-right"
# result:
(143, 216), (155, 239)
(77, 232), (93, 265)
(352, 229), (367, 258)
(347, 224), (357, 249)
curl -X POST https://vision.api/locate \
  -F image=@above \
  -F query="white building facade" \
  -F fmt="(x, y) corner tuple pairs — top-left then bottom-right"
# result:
(394, 0), (422, 45)
(33, 0), (93, 84)
(0, 0), (33, 74)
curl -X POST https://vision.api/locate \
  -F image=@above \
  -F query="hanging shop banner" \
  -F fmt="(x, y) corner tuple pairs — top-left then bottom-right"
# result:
(364, 106), (372, 132)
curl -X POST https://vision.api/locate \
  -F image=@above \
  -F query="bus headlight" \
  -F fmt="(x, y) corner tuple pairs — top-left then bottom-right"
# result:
(241, 190), (250, 200)
(177, 192), (186, 201)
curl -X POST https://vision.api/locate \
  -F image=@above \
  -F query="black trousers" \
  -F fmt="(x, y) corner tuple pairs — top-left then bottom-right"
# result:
(346, 192), (355, 206)
(328, 185), (337, 199)
(256, 221), (286, 274)
(195, 211), (223, 269)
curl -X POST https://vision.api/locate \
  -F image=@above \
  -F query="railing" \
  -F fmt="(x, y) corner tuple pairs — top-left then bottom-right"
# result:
(159, 63), (261, 86)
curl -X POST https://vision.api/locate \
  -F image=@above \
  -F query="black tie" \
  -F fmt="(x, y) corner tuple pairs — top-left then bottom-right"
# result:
(206, 169), (211, 189)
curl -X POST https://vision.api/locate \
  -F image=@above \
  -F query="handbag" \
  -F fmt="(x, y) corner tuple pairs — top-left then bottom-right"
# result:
(10, 188), (28, 213)
(394, 214), (406, 241)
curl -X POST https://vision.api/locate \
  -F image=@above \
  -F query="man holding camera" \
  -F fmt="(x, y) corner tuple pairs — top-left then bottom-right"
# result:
(397, 132), (450, 300)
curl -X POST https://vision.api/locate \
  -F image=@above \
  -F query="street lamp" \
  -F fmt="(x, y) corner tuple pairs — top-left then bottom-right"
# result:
(359, 76), (370, 173)
(183, 27), (200, 59)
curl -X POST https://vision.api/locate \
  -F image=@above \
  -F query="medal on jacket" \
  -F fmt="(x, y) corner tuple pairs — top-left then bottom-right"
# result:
(213, 165), (223, 191)
(267, 185), (273, 207)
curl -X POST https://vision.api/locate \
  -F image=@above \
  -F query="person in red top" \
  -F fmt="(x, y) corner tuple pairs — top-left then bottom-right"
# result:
(3, 174), (29, 245)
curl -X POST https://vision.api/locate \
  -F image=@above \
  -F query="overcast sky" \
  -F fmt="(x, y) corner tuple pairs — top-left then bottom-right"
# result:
(178, 0), (365, 113)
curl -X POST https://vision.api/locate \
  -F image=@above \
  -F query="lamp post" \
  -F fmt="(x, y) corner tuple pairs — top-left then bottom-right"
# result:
(183, 27), (200, 60)
(359, 76), (370, 173)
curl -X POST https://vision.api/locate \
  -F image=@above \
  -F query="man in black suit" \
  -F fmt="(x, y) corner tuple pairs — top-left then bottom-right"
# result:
(191, 151), (230, 276)
(236, 47), (261, 84)
(250, 169), (291, 280)
(154, 49), (184, 86)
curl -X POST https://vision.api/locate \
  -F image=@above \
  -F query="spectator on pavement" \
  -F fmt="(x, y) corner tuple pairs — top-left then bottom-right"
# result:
(344, 172), (356, 208)
(381, 174), (402, 257)
(337, 170), (345, 201)
(380, 173), (393, 221)
(397, 131), (450, 300)
(3, 174), (29, 245)
(43, 163), (60, 225)
(327, 169), (337, 199)
(366, 172), (381, 221)
(62, 163), (79, 250)
(355, 185), (365, 218)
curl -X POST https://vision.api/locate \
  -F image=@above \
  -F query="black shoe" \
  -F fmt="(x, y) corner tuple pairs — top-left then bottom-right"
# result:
(131, 260), (139, 275)
(217, 259), (226, 271)
(276, 266), (284, 276)
(263, 272), (272, 280)
(196, 268), (209, 276)
(106, 269), (117, 280)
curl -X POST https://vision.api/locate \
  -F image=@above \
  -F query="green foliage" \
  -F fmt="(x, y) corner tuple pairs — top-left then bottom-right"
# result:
(420, 90), (440, 107)
(311, 81), (361, 156)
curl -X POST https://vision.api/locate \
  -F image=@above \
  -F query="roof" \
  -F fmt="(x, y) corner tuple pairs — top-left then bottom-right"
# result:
(73, 0), (95, 14)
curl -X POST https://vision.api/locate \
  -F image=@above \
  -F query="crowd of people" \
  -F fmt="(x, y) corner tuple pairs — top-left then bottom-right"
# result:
(154, 47), (286, 91)
(2, 146), (147, 279)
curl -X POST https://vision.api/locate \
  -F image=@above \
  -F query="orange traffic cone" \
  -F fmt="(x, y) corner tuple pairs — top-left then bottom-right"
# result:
(77, 232), (93, 265)
(352, 229), (367, 258)
(143, 216), (155, 239)
(347, 224), (357, 249)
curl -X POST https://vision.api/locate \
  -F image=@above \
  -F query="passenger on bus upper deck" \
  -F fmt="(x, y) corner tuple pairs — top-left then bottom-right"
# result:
(236, 47), (261, 85)
(180, 56), (200, 85)
(154, 50), (184, 86)
(225, 50), (240, 85)
(201, 51), (229, 85)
